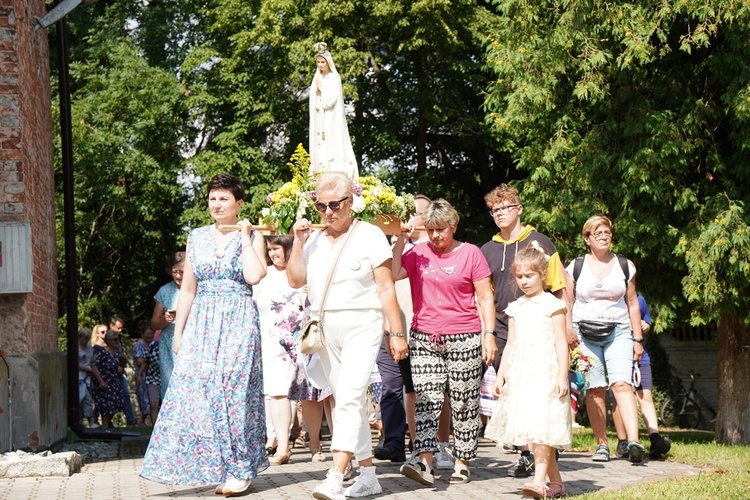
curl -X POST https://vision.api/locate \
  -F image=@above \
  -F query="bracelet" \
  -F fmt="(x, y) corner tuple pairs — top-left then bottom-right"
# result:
(483, 330), (496, 336)
(389, 332), (405, 338)
(634, 338), (645, 344)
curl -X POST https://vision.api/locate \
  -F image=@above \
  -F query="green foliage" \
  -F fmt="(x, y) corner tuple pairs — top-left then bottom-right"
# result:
(674, 198), (750, 324)
(483, 0), (750, 327)
(52, 28), (187, 331)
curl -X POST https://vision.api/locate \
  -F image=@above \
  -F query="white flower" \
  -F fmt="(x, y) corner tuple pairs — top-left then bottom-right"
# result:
(261, 207), (270, 217)
(372, 187), (383, 197)
(351, 194), (366, 213)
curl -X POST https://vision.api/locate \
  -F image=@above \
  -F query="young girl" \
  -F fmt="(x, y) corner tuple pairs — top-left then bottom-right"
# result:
(485, 242), (571, 498)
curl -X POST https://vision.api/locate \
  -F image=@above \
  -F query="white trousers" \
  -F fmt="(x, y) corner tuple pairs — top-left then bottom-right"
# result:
(319, 309), (383, 461)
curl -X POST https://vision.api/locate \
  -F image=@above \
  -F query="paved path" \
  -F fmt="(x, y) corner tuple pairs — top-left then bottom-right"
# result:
(0, 436), (701, 499)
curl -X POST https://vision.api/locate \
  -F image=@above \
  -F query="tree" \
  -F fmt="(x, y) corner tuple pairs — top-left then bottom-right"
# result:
(483, 0), (750, 443)
(52, 29), (187, 331)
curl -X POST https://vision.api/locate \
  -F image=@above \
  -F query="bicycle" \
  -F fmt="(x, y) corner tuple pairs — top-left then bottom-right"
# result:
(659, 371), (717, 430)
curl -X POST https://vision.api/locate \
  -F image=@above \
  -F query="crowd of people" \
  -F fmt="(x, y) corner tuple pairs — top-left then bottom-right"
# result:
(78, 172), (670, 499)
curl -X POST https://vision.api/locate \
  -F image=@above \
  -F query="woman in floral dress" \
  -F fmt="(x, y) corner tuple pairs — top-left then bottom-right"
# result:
(91, 330), (125, 429)
(255, 235), (326, 466)
(141, 173), (268, 497)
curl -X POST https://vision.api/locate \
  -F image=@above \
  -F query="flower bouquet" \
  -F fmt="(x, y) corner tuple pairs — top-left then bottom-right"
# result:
(263, 145), (415, 234)
(262, 145), (320, 234)
(351, 176), (415, 235)
(569, 347), (594, 390)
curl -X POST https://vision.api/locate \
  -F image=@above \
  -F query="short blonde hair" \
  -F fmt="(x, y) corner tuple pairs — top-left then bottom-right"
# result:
(582, 215), (613, 238)
(484, 183), (521, 208)
(422, 198), (459, 228)
(315, 172), (353, 199)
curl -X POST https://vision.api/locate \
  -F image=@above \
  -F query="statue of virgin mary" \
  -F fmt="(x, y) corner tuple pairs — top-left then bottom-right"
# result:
(309, 42), (359, 180)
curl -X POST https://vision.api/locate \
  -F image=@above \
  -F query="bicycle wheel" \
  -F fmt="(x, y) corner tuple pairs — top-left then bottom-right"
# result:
(678, 398), (702, 429)
(660, 397), (677, 427)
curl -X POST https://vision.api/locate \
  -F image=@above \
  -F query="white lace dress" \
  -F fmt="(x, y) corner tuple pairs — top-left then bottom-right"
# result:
(485, 293), (572, 449)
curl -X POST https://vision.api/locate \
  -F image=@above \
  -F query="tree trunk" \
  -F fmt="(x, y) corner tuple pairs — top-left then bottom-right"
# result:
(715, 314), (750, 444)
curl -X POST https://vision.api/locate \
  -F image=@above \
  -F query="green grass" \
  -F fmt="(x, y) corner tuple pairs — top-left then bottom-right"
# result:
(571, 428), (750, 498)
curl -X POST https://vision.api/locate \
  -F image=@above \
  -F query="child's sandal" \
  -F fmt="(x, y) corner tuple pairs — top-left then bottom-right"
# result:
(591, 444), (610, 462)
(521, 482), (552, 499)
(549, 481), (566, 498)
(448, 462), (470, 484)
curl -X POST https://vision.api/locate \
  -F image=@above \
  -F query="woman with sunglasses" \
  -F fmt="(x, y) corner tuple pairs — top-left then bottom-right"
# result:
(150, 251), (185, 399)
(565, 215), (645, 464)
(288, 172), (404, 499)
(141, 173), (268, 496)
(91, 330), (125, 429)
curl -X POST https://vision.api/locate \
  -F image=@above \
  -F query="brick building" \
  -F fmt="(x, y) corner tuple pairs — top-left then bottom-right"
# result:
(0, 0), (65, 451)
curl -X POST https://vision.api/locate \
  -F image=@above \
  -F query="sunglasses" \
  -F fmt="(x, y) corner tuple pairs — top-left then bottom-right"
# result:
(314, 197), (349, 213)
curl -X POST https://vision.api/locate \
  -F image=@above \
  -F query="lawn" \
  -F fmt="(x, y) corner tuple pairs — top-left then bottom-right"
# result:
(571, 428), (750, 499)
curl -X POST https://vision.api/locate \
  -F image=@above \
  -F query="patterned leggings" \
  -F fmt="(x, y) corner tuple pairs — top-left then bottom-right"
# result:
(409, 329), (482, 461)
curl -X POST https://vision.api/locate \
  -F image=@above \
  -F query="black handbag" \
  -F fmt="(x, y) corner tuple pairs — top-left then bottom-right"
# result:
(578, 321), (617, 341)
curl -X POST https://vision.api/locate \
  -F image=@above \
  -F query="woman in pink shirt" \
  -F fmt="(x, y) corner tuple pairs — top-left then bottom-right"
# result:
(392, 198), (497, 486)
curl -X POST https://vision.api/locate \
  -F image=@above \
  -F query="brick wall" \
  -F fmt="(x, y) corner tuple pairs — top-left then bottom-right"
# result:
(0, 0), (57, 355)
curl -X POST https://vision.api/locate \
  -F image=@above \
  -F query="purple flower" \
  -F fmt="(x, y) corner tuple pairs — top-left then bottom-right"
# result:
(353, 184), (363, 196)
(266, 194), (273, 205)
(309, 191), (317, 200)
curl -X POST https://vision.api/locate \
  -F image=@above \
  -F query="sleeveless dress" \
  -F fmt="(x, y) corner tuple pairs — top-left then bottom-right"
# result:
(140, 225), (268, 485)
(485, 293), (572, 449)
(254, 265), (321, 401)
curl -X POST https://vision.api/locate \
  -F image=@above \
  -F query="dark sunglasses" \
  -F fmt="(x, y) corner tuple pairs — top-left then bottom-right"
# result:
(107, 337), (120, 342)
(314, 197), (349, 213)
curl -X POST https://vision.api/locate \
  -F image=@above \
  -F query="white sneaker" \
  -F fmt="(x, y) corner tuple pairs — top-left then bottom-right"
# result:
(435, 442), (455, 470)
(344, 466), (382, 497)
(222, 477), (251, 496)
(313, 468), (345, 500)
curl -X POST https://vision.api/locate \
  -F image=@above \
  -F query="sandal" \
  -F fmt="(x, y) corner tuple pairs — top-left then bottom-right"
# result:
(521, 482), (552, 499)
(311, 446), (326, 462)
(448, 462), (470, 484)
(548, 481), (566, 498)
(591, 444), (610, 462)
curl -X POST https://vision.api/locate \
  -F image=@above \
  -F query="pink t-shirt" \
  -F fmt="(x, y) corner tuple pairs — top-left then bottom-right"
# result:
(402, 242), (491, 335)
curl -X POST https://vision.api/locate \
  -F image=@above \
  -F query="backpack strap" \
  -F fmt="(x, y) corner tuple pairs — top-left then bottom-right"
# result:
(572, 254), (630, 298)
(572, 255), (585, 298)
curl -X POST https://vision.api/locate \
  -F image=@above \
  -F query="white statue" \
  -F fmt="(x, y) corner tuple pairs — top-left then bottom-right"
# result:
(309, 42), (359, 180)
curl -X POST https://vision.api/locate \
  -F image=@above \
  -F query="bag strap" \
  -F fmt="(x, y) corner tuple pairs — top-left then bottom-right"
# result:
(317, 220), (361, 320)
(572, 254), (630, 298)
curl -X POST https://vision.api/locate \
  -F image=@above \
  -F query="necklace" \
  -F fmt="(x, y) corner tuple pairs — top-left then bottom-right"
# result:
(213, 225), (237, 259)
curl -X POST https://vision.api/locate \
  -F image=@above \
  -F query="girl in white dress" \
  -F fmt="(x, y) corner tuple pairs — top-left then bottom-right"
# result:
(485, 242), (571, 498)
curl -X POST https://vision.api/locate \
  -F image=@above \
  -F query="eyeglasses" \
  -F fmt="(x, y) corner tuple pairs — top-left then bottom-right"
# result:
(589, 231), (612, 239)
(489, 204), (520, 216)
(108, 337), (120, 343)
(314, 197), (349, 213)
(171, 270), (183, 276)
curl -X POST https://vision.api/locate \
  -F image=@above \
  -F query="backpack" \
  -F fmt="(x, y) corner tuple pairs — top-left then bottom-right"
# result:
(571, 254), (629, 298)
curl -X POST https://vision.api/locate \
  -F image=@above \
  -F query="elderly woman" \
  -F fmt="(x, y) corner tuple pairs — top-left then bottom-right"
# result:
(392, 199), (497, 486)
(150, 251), (185, 399)
(565, 215), (645, 463)
(288, 172), (404, 499)
(141, 173), (268, 497)
(309, 42), (358, 180)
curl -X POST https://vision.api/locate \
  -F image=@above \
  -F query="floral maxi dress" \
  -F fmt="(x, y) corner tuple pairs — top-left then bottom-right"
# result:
(141, 226), (268, 485)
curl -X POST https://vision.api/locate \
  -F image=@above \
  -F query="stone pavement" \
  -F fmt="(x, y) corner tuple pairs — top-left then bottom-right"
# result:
(0, 436), (701, 499)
